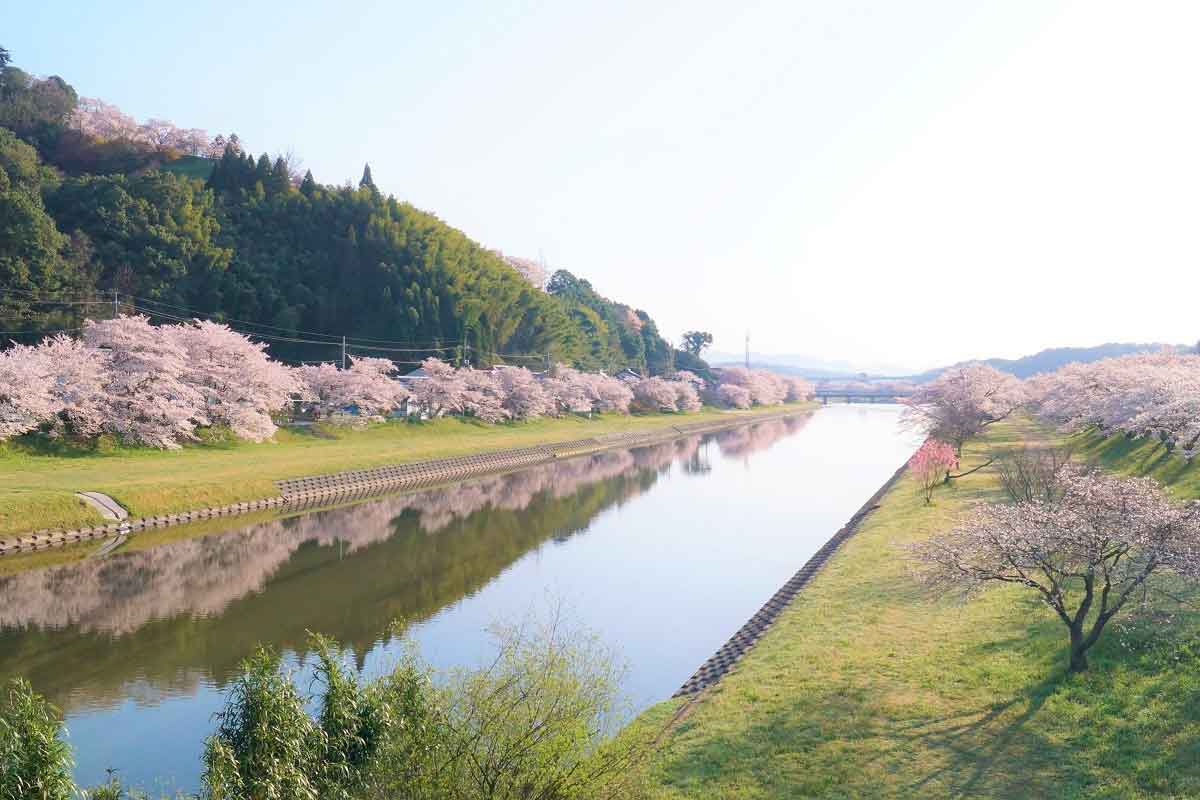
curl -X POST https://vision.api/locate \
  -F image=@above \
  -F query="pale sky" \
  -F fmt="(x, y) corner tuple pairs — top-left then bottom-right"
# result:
(11, 1), (1200, 370)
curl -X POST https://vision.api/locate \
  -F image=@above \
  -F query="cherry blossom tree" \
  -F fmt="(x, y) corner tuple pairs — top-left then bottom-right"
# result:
(0, 343), (57, 440)
(585, 373), (634, 414)
(910, 466), (1200, 672)
(716, 367), (789, 406)
(296, 357), (408, 421)
(410, 358), (467, 417)
(717, 383), (751, 409)
(672, 380), (702, 412)
(903, 363), (1026, 455)
(495, 367), (556, 419)
(169, 320), (299, 441)
(632, 377), (680, 412)
(908, 439), (959, 504)
(341, 356), (409, 417)
(83, 316), (204, 448)
(544, 365), (595, 414)
(1028, 352), (1200, 459)
(38, 334), (109, 440)
(785, 377), (814, 402)
(460, 367), (510, 423)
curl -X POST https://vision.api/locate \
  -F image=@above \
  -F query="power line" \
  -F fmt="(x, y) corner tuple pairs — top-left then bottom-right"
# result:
(1, 286), (466, 349)
(129, 294), (463, 347)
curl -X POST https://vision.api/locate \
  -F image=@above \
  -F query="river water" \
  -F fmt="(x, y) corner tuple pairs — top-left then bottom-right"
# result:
(0, 404), (916, 793)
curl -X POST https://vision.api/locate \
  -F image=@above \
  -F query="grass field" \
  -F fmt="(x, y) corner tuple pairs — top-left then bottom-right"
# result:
(0, 405), (803, 538)
(633, 420), (1200, 799)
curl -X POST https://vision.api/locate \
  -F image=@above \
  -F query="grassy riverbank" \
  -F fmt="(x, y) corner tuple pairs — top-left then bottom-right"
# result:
(634, 419), (1200, 798)
(0, 404), (809, 538)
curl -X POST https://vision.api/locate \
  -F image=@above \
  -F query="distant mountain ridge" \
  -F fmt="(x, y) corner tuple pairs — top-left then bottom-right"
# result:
(905, 342), (1186, 381)
(715, 342), (1188, 383)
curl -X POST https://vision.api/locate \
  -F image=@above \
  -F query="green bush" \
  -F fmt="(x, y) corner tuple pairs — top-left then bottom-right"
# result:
(0, 678), (74, 800)
(3, 619), (647, 800)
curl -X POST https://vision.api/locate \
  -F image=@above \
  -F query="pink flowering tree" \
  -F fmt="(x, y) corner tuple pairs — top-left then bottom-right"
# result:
(39, 334), (109, 440)
(716, 367), (789, 406)
(716, 383), (751, 410)
(582, 373), (634, 415)
(83, 316), (205, 448)
(544, 365), (595, 414)
(672, 380), (702, 413)
(1028, 352), (1200, 459)
(410, 358), (467, 417)
(496, 367), (557, 420)
(169, 320), (300, 441)
(340, 356), (409, 418)
(460, 367), (510, 423)
(910, 466), (1200, 672)
(631, 377), (680, 412)
(296, 357), (408, 421)
(294, 363), (346, 418)
(908, 439), (959, 504)
(785, 377), (814, 402)
(903, 363), (1026, 455)
(0, 343), (57, 440)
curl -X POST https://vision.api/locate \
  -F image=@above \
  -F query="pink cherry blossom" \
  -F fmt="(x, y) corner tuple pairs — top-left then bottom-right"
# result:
(902, 363), (1026, 454)
(910, 465), (1200, 672)
(908, 439), (959, 504)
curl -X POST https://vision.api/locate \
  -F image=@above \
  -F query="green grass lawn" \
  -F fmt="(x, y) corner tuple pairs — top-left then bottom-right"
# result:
(0, 405), (802, 538)
(633, 419), (1200, 799)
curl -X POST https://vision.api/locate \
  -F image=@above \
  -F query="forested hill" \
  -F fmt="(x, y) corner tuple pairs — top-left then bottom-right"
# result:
(0, 46), (700, 374)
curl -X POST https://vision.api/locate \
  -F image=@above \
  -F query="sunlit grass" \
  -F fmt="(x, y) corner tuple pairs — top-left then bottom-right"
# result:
(633, 418), (1200, 798)
(0, 404), (805, 538)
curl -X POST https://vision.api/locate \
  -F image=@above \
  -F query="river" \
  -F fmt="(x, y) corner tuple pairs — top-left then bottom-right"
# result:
(0, 404), (917, 793)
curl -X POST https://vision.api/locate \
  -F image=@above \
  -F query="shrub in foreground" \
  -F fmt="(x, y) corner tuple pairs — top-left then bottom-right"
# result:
(0, 678), (73, 800)
(0, 621), (646, 799)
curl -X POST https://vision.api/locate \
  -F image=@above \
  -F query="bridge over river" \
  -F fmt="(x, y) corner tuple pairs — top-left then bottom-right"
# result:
(813, 387), (914, 404)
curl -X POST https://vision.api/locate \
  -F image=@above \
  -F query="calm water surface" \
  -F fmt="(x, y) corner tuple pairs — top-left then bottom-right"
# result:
(0, 404), (916, 793)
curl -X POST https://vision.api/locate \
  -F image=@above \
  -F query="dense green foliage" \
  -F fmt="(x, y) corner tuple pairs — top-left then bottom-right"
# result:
(0, 678), (73, 800)
(0, 48), (699, 372)
(2, 628), (644, 799)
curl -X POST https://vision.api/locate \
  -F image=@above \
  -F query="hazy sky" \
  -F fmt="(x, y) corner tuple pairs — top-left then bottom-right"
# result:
(11, 1), (1200, 370)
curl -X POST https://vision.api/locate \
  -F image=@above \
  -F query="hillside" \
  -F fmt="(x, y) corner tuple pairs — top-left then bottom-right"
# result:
(906, 342), (1184, 382)
(0, 48), (693, 374)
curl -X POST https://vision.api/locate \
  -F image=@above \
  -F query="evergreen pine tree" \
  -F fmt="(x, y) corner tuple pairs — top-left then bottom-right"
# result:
(255, 153), (272, 185)
(268, 156), (291, 196)
(359, 163), (377, 193)
(299, 170), (317, 197)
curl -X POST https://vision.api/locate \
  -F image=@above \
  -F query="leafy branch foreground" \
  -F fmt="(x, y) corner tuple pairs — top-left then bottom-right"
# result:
(0, 620), (651, 800)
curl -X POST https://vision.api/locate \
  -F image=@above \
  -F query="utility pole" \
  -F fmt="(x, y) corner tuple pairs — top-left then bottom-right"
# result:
(113, 288), (118, 319)
(341, 336), (346, 369)
(745, 330), (750, 369)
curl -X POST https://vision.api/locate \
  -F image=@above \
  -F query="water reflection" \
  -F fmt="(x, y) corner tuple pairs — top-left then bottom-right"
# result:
(0, 416), (808, 714)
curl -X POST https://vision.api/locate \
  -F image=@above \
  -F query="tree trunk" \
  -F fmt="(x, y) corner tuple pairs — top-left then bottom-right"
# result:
(1068, 627), (1089, 672)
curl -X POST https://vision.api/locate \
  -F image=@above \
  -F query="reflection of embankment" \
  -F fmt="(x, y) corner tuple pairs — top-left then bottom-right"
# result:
(0, 437), (701, 709)
(0, 419), (804, 712)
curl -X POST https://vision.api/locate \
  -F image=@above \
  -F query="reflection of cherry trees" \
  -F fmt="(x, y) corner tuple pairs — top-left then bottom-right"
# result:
(713, 416), (809, 458)
(0, 416), (809, 713)
(0, 435), (720, 636)
(0, 420), (811, 637)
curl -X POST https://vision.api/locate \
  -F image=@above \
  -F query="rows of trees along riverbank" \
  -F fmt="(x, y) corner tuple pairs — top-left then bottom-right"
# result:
(0, 45), (705, 374)
(631, 360), (1200, 798)
(0, 314), (812, 449)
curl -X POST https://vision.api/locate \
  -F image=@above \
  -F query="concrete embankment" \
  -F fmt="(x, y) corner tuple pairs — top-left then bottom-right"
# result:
(0, 409), (808, 559)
